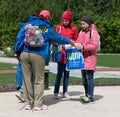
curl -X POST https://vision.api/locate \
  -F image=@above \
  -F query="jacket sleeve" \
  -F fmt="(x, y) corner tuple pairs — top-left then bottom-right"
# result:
(76, 31), (82, 43)
(83, 30), (99, 52)
(56, 25), (60, 32)
(44, 27), (71, 45)
(13, 27), (25, 54)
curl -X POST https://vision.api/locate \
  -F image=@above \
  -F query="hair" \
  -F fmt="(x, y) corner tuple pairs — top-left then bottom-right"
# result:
(32, 11), (40, 17)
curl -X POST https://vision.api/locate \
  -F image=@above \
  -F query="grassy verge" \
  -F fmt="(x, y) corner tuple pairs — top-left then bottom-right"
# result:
(0, 74), (16, 85)
(0, 73), (120, 87)
(97, 54), (120, 67)
(0, 63), (17, 70)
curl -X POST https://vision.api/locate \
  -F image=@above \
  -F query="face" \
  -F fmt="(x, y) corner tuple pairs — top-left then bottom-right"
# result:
(81, 21), (90, 31)
(62, 19), (70, 26)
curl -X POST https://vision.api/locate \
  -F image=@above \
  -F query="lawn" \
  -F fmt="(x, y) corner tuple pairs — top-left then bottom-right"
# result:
(97, 54), (120, 67)
(0, 72), (120, 87)
(0, 63), (17, 70)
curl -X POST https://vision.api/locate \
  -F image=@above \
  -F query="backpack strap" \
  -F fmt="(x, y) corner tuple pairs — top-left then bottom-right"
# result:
(90, 30), (93, 39)
(58, 25), (62, 34)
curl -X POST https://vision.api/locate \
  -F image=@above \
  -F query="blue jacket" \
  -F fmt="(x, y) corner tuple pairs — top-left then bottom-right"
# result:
(14, 16), (71, 63)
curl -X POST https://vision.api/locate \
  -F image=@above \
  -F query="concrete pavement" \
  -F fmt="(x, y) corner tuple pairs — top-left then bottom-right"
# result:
(0, 85), (120, 117)
(0, 57), (120, 117)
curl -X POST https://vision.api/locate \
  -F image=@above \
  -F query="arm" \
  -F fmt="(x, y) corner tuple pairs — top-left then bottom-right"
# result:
(83, 30), (99, 52)
(46, 27), (74, 45)
(13, 26), (25, 54)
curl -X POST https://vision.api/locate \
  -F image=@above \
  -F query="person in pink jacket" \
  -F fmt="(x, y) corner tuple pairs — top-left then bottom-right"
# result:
(76, 15), (99, 103)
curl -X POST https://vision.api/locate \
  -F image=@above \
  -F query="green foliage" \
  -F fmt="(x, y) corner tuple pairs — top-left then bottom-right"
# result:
(0, 0), (120, 53)
(0, 22), (20, 50)
(96, 12), (120, 53)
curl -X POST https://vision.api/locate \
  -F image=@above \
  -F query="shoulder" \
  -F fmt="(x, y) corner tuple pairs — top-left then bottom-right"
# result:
(71, 23), (78, 31)
(91, 24), (98, 31)
(56, 24), (61, 29)
(91, 29), (99, 35)
(56, 23), (63, 32)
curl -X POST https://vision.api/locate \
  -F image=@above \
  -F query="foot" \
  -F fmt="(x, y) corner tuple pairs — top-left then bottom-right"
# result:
(15, 92), (25, 102)
(33, 105), (48, 111)
(24, 105), (32, 110)
(63, 92), (71, 99)
(81, 96), (94, 103)
(54, 93), (58, 99)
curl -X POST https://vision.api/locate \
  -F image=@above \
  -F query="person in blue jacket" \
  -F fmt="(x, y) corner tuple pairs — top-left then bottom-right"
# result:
(14, 10), (75, 111)
(15, 60), (25, 102)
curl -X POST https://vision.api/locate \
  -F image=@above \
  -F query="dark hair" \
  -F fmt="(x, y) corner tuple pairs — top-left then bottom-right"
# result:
(32, 11), (40, 17)
(81, 16), (93, 25)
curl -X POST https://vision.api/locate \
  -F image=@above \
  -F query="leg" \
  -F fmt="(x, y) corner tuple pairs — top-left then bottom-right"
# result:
(81, 70), (88, 96)
(29, 53), (45, 106)
(20, 52), (33, 106)
(16, 61), (22, 90)
(54, 63), (64, 94)
(63, 64), (70, 94)
(81, 70), (94, 103)
(86, 70), (94, 99)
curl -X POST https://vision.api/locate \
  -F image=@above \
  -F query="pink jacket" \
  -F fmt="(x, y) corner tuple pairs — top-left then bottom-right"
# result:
(76, 24), (99, 70)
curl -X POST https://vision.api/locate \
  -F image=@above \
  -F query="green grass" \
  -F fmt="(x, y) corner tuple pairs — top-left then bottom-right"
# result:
(0, 63), (17, 70)
(1, 72), (120, 86)
(97, 54), (120, 67)
(0, 74), (16, 85)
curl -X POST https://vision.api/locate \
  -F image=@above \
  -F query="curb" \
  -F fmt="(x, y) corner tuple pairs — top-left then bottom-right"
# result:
(96, 67), (120, 71)
(0, 70), (16, 74)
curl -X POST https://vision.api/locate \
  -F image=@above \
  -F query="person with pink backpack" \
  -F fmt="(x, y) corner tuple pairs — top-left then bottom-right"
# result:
(75, 15), (100, 103)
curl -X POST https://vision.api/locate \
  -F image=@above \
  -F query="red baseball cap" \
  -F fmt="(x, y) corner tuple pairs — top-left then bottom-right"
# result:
(39, 10), (51, 19)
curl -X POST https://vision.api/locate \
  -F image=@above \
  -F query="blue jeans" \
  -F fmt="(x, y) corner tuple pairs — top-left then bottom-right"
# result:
(16, 61), (22, 90)
(54, 63), (69, 94)
(81, 70), (94, 98)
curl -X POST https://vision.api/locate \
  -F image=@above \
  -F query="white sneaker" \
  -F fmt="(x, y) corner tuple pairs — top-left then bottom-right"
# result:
(24, 105), (32, 110)
(54, 93), (58, 99)
(33, 105), (48, 111)
(15, 92), (25, 102)
(63, 93), (71, 99)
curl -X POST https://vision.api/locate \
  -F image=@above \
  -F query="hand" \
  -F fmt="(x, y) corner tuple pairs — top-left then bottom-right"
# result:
(70, 40), (75, 47)
(74, 43), (83, 50)
(14, 54), (20, 60)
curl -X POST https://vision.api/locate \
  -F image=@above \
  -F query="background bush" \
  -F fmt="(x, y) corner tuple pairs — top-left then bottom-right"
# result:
(0, 0), (120, 54)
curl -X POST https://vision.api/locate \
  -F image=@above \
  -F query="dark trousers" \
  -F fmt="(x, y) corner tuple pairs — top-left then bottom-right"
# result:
(54, 63), (70, 94)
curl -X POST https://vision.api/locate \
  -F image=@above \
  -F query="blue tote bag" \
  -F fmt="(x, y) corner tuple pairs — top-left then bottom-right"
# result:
(52, 51), (62, 62)
(65, 47), (84, 70)
(51, 44), (62, 62)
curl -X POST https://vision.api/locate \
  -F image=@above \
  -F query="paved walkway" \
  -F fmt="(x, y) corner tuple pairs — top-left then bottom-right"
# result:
(0, 57), (120, 116)
(0, 85), (120, 117)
